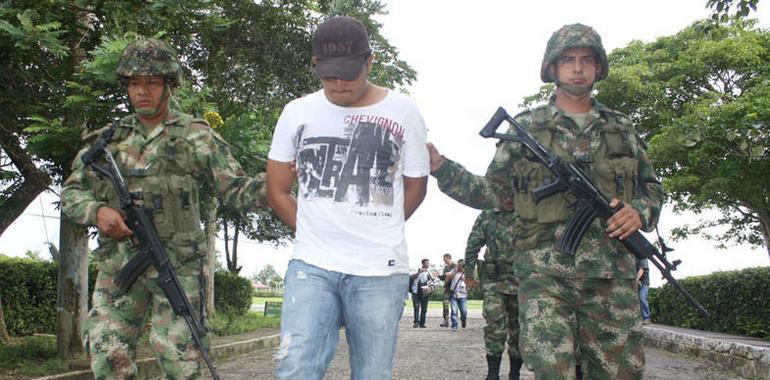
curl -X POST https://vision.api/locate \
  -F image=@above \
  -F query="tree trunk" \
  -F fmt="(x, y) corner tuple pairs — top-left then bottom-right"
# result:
(56, 217), (89, 359)
(56, 7), (91, 359)
(0, 289), (11, 344)
(223, 219), (232, 270)
(0, 126), (51, 237)
(203, 203), (217, 316)
(231, 224), (241, 273)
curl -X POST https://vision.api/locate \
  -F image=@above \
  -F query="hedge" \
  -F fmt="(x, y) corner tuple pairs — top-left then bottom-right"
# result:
(0, 256), (255, 336)
(213, 271), (252, 316)
(253, 290), (282, 298)
(649, 266), (770, 339)
(0, 256), (97, 336)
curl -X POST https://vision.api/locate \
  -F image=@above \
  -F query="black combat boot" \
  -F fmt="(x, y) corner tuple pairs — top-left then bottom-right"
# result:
(576, 364), (583, 380)
(508, 355), (523, 380)
(485, 354), (502, 380)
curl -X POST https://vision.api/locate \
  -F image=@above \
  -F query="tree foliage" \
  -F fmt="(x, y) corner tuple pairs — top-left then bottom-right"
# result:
(255, 264), (282, 287)
(593, 19), (770, 257)
(1, 0), (416, 246)
(707, 0), (760, 22)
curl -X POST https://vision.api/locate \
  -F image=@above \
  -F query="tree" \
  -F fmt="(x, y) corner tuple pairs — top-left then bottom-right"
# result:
(256, 264), (282, 287)
(707, 0), (760, 21)
(593, 19), (770, 258)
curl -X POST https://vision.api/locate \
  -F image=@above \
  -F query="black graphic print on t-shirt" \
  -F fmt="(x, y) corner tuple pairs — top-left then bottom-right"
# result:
(295, 115), (404, 208)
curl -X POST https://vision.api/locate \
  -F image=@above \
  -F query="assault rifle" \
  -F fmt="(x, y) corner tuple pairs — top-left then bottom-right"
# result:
(479, 107), (710, 319)
(81, 122), (221, 379)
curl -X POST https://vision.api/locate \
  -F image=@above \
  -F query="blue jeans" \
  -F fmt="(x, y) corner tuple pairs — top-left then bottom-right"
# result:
(639, 283), (650, 321)
(450, 295), (467, 328)
(276, 260), (407, 380)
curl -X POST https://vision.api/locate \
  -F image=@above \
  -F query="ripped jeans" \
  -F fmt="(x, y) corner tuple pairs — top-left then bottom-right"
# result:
(276, 259), (407, 380)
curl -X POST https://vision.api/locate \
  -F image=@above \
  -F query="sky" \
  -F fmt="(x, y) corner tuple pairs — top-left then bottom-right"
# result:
(1, 0), (768, 288)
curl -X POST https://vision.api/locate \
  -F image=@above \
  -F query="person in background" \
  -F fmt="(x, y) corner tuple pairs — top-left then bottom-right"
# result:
(410, 258), (434, 328)
(447, 259), (468, 331)
(464, 208), (523, 380)
(438, 253), (457, 327)
(637, 257), (651, 324)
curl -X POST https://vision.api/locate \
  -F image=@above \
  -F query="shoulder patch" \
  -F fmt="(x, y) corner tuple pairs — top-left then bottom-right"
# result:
(603, 108), (632, 126)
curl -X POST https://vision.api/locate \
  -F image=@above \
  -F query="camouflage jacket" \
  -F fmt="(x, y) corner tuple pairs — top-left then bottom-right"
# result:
(434, 97), (664, 279)
(61, 110), (266, 267)
(464, 209), (518, 294)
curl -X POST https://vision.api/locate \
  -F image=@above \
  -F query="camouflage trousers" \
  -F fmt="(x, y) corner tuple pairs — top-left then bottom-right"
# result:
(442, 288), (451, 321)
(518, 273), (643, 380)
(82, 263), (207, 380)
(482, 281), (520, 359)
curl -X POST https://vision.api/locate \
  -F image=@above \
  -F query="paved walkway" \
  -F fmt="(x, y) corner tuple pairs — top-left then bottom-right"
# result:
(214, 313), (750, 379)
(212, 308), (770, 380)
(37, 306), (770, 379)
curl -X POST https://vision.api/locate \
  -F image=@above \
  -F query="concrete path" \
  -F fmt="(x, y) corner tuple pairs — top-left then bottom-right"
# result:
(212, 307), (755, 379)
(37, 306), (769, 379)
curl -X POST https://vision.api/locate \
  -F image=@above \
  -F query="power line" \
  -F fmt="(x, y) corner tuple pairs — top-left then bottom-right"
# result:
(22, 212), (60, 220)
(39, 197), (51, 246)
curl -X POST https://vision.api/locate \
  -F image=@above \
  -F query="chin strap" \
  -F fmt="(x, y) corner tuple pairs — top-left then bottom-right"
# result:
(135, 83), (172, 117)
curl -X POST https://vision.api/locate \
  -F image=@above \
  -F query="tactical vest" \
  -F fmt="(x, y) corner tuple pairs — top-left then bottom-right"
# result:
(93, 114), (208, 265)
(511, 106), (639, 224)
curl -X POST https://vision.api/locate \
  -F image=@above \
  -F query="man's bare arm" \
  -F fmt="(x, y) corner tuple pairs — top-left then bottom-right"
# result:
(266, 159), (297, 230)
(403, 175), (428, 220)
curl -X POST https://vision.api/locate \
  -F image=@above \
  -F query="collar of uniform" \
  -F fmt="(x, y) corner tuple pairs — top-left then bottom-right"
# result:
(548, 95), (606, 130)
(164, 109), (182, 126)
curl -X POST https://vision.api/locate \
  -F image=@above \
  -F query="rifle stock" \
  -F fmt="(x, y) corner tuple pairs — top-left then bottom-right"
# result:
(479, 107), (710, 319)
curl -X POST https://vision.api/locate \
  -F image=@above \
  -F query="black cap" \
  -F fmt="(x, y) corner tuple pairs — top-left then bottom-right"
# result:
(312, 16), (372, 81)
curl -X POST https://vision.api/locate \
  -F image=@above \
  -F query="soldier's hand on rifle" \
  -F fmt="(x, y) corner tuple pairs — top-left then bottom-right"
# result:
(426, 143), (446, 173)
(606, 198), (642, 240)
(96, 206), (134, 240)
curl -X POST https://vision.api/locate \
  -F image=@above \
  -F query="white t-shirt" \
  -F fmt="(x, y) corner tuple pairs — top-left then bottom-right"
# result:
(269, 89), (429, 276)
(449, 270), (467, 299)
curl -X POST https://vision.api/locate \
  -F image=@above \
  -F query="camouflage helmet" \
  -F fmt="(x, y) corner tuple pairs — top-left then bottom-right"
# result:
(116, 38), (182, 87)
(540, 23), (608, 83)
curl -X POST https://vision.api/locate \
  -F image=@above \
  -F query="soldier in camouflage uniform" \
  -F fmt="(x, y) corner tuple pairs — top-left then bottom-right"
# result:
(428, 24), (664, 379)
(61, 38), (266, 379)
(438, 253), (456, 327)
(464, 209), (523, 380)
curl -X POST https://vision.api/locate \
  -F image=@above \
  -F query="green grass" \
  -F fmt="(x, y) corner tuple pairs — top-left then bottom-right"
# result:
(0, 335), (70, 377)
(209, 311), (280, 336)
(252, 296), (282, 306)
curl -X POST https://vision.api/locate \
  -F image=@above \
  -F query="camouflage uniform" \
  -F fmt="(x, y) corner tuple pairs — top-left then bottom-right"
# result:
(465, 209), (522, 380)
(61, 39), (265, 380)
(439, 261), (456, 326)
(433, 24), (664, 380)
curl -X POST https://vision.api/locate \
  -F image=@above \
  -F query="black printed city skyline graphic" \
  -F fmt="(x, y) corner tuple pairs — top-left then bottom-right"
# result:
(296, 120), (403, 207)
